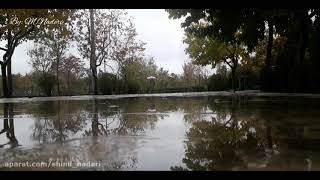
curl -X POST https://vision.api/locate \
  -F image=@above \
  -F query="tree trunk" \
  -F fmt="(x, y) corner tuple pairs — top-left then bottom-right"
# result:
(231, 57), (238, 93)
(6, 30), (13, 98)
(92, 99), (99, 136)
(57, 101), (63, 142)
(67, 71), (70, 95)
(90, 9), (98, 95)
(56, 57), (60, 96)
(266, 126), (272, 149)
(3, 103), (9, 130)
(286, 11), (309, 92)
(297, 16), (309, 92)
(1, 64), (9, 98)
(231, 68), (236, 93)
(262, 18), (274, 92)
(91, 67), (98, 95)
(8, 103), (15, 140)
(7, 59), (12, 97)
(123, 73), (127, 94)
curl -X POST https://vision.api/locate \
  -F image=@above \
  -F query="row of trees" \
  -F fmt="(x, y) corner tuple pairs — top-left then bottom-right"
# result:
(0, 9), (212, 97)
(167, 9), (320, 93)
(1, 58), (211, 96)
(5, 9), (319, 96)
(0, 9), (144, 97)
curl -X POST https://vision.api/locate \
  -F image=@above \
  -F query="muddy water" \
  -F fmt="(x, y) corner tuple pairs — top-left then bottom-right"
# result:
(0, 96), (320, 171)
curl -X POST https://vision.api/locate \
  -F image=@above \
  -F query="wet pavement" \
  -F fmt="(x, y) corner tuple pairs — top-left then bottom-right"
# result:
(0, 95), (320, 170)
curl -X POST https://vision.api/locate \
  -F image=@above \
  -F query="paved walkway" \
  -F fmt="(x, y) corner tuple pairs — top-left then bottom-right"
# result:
(1, 90), (320, 103)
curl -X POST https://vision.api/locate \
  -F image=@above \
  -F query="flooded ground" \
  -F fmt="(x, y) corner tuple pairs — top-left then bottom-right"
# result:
(1, 94), (320, 171)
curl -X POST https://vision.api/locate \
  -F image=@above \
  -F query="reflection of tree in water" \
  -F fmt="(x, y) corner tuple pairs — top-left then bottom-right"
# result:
(84, 98), (168, 136)
(0, 103), (19, 149)
(252, 98), (320, 171)
(172, 97), (274, 171)
(80, 98), (167, 170)
(31, 101), (87, 143)
(0, 100), (140, 170)
(172, 97), (320, 171)
(81, 98), (185, 170)
(178, 97), (212, 124)
(26, 98), (168, 170)
(84, 99), (108, 136)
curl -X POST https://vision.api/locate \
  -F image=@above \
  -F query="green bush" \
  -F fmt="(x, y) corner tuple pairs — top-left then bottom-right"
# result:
(237, 66), (260, 90)
(126, 79), (141, 94)
(37, 73), (56, 96)
(98, 73), (117, 95)
(208, 74), (228, 91)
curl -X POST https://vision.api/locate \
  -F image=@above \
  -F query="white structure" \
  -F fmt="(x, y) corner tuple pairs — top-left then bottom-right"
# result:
(147, 76), (156, 80)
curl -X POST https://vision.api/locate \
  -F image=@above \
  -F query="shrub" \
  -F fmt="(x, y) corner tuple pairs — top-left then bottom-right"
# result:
(98, 73), (117, 95)
(37, 73), (56, 96)
(208, 74), (227, 91)
(126, 79), (141, 94)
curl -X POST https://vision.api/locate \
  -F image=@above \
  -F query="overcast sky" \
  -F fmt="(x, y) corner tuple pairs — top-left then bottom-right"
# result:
(2, 9), (195, 75)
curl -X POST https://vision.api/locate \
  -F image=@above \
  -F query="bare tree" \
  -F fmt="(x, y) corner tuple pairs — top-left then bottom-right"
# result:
(111, 20), (145, 89)
(27, 44), (53, 75)
(36, 30), (71, 95)
(76, 9), (130, 95)
(61, 55), (85, 94)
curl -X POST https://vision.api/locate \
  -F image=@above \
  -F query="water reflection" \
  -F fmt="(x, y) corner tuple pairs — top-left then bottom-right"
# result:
(0, 103), (19, 149)
(172, 99), (271, 171)
(172, 97), (320, 171)
(32, 101), (87, 143)
(0, 96), (319, 170)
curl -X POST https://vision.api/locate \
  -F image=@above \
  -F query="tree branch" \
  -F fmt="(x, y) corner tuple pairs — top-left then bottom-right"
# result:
(96, 28), (113, 65)
(15, 25), (35, 42)
(96, 55), (105, 67)
(105, 63), (116, 74)
(223, 58), (232, 69)
(308, 9), (317, 19)
(0, 47), (8, 52)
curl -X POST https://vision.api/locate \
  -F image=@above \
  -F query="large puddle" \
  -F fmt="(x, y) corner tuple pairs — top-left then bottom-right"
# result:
(0, 96), (320, 170)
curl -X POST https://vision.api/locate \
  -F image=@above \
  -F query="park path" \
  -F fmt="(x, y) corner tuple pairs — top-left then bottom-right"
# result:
(1, 90), (320, 103)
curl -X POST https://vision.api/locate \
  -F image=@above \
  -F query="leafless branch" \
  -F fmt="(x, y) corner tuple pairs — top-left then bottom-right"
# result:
(0, 47), (8, 52)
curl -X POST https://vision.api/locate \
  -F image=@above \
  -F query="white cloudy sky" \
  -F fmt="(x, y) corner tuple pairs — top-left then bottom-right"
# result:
(2, 9), (204, 75)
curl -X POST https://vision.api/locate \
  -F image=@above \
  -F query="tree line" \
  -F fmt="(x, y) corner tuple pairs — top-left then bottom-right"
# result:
(2, 9), (319, 97)
(0, 9), (214, 97)
(167, 9), (320, 93)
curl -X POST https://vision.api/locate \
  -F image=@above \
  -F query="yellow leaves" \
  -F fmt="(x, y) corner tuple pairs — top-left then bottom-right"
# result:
(185, 29), (250, 71)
